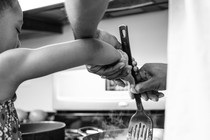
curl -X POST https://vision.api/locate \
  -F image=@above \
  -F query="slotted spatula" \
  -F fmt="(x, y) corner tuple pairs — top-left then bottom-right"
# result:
(119, 25), (153, 140)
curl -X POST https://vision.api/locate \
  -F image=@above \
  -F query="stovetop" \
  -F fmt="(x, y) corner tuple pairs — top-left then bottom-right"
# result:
(54, 110), (165, 140)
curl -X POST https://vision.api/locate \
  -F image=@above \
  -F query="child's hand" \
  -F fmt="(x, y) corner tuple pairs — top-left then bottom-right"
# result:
(95, 29), (122, 49)
(86, 49), (135, 86)
(86, 29), (131, 85)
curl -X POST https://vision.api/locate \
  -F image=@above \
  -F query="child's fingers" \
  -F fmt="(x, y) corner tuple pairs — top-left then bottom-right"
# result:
(125, 73), (135, 87)
(132, 60), (137, 67)
(129, 92), (134, 99)
(87, 62), (126, 76)
(86, 65), (101, 73)
(133, 66), (139, 75)
(104, 66), (131, 80)
(114, 79), (126, 87)
(97, 29), (122, 49)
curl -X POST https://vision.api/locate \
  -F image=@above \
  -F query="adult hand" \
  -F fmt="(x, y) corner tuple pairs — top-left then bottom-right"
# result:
(135, 63), (167, 92)
(131, 63), (167, 101)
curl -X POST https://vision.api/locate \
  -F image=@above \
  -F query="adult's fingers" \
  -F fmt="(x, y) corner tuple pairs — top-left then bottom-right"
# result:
(141, 93), (149, 101)
(139, 69), (151, 81)
(157, 92), (164, 98)
(134, 78), (158, 93)
(131, 88), (164, 102)
(146, 91), (160, 102)
(145, 90), (164, 102)
(130, 91), (149, 101)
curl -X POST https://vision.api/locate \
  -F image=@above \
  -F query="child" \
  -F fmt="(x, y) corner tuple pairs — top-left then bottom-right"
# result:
(0, 0), (132, 139)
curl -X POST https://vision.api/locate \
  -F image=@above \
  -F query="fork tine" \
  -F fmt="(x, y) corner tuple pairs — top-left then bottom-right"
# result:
(134, 124), (138, 139)
(143, 127), (148, 140)
(140, 124), (145, 138)
(132, 125), (136, 139)
(128, 124), (152, 140)
(138, 123), (143, 140)
(136, 124), (141, 139)
(138, 123), (144, 140)
(131, 126), (135, 140)
(135, 124), (139, 140)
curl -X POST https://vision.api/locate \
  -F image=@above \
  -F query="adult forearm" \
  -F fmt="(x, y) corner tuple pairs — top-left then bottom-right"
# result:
(65, 0), (109, 39)
(85, 40), (121, 65)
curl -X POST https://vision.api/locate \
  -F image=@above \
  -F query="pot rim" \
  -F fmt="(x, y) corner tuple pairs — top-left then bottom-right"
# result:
(20, 121), (66, 135)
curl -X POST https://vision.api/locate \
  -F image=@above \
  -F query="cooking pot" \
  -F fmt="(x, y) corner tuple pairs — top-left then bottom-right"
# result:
(82, 128), (164, 140)
(20, 121), (66, 140)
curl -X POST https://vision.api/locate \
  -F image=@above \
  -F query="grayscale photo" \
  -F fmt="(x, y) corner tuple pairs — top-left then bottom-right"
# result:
(1, 0), (207, 140)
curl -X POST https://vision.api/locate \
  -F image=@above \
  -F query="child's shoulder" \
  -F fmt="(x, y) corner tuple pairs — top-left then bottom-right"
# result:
(0, 94), (16, 106)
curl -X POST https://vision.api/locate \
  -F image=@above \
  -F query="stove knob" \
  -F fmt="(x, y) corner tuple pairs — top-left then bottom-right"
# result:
(118, 101), (129, 107)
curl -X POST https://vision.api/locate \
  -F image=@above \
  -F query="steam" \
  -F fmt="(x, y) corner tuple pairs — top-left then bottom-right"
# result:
(99, 128), (127, 140)
(101, 112), (128, 130)
(99, 131), (127, 140)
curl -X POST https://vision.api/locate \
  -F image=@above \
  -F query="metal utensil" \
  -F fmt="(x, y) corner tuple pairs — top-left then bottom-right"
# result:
(119, 25), (153, 140)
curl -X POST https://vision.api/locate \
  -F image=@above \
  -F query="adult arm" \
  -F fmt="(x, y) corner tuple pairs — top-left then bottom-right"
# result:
(65, 0), (109, 39)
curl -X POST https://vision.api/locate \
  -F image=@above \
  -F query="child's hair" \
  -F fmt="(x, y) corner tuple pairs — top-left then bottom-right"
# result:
(0, 0), (16, 13)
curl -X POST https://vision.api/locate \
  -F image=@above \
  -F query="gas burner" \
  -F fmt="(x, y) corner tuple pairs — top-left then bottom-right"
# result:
(65, 129), (83, 140)
(65, 126), (103, 140)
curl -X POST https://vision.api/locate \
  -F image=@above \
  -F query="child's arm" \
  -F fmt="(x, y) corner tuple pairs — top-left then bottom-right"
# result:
(0, 39), (121, 81)
(0, 39), (121, 101)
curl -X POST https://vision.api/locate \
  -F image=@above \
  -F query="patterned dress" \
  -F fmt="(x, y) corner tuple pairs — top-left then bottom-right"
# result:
(0, 95), (22, 140)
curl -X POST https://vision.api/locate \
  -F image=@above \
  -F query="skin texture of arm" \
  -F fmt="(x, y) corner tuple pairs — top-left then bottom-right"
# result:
(0, 39), (121, 102)
(65, 0), (109, 39)
(65, 0), (135, 85)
